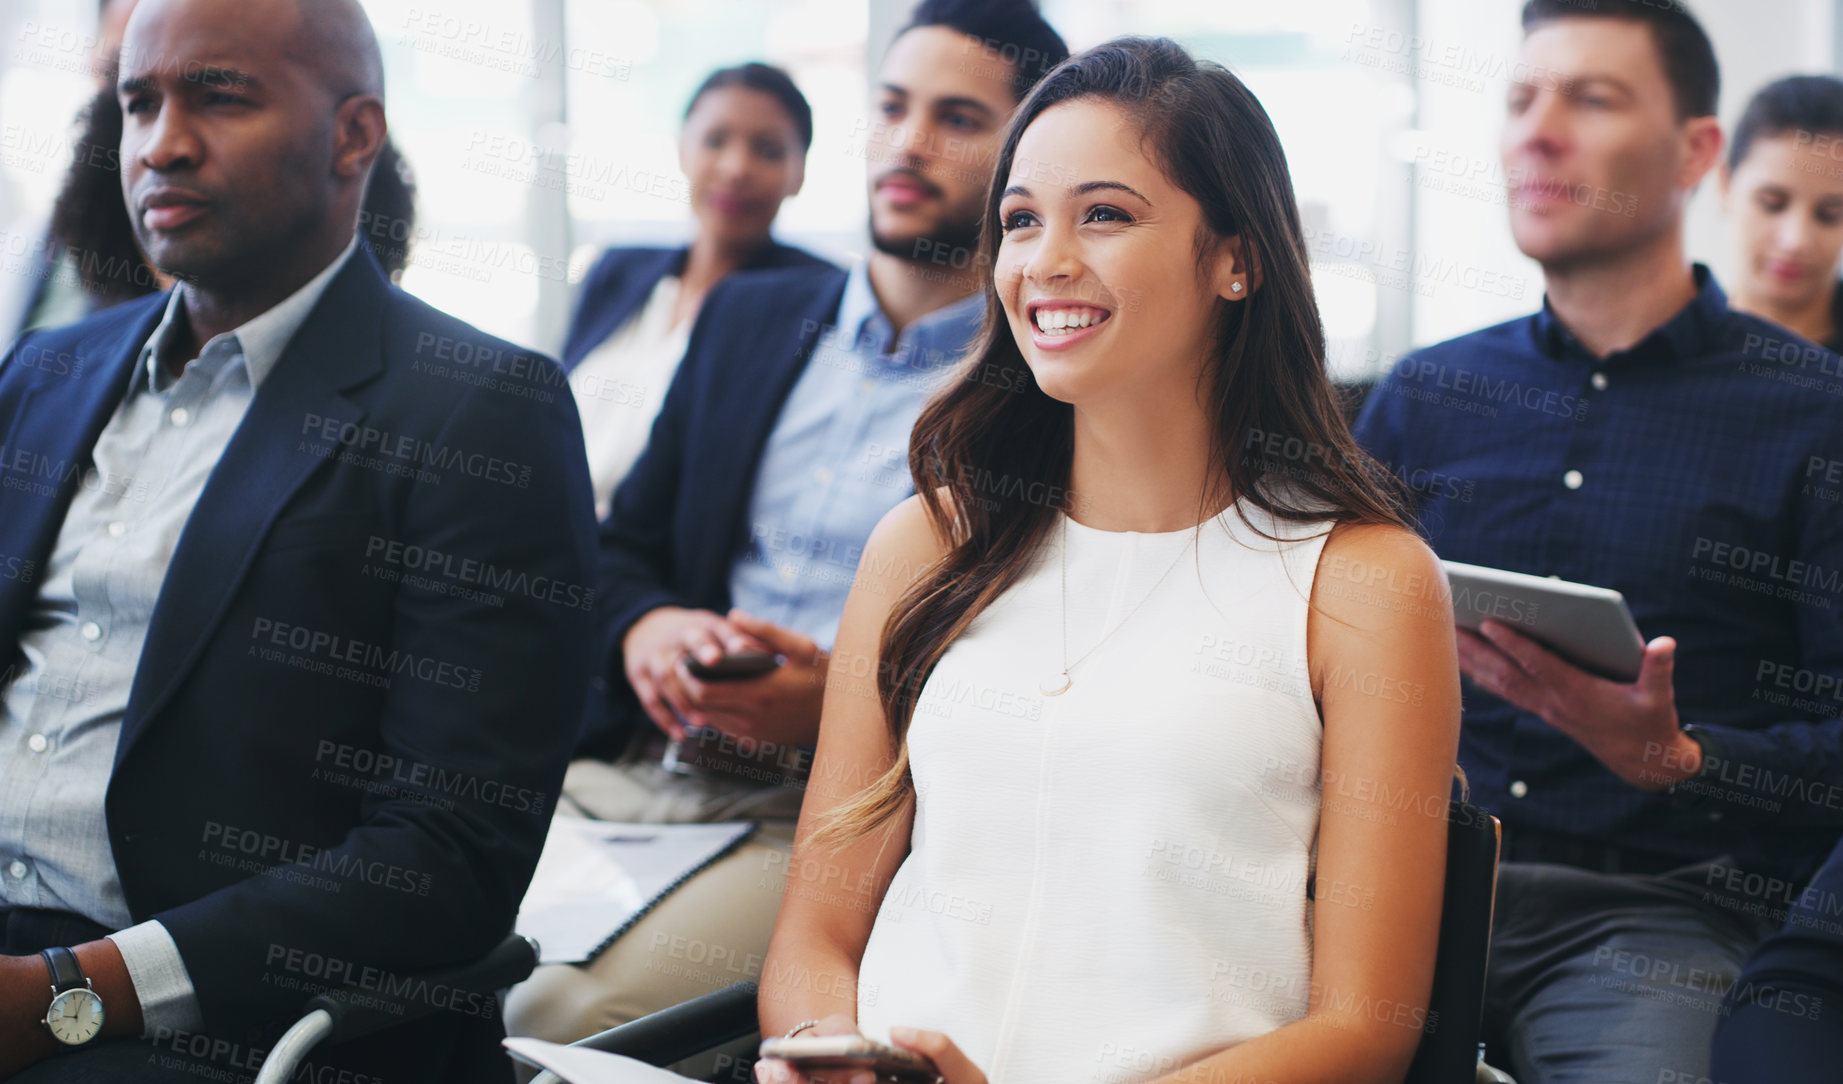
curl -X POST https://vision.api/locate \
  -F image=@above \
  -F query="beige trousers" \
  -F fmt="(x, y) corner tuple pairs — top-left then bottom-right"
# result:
(503, 755), (804, 1079)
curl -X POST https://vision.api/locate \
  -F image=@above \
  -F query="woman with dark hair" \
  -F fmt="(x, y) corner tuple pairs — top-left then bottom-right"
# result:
(755, 37), (1460, 1084)
(563, 62), (831, 519)
(1720, 75), (1843, 352)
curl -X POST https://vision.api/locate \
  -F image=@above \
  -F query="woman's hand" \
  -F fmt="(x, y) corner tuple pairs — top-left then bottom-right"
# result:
(755, 1014), (864, 1084)
(889, 1027), (985, 1084)
(753, 1023), (983, 1084)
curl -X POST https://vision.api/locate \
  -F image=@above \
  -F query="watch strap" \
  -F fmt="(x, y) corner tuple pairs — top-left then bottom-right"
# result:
(41, 946), (84, 993)
(1678, 724), (1712, 780)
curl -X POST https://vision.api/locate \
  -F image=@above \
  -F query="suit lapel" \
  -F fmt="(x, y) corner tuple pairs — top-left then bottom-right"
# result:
(706, 273), (849, 569)
(564, 248), (683, 372)
(117, 253), (388, 764)
(0, 302), (161, 648)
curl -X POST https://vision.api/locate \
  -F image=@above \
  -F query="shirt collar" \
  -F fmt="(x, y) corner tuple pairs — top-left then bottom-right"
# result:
(833, 259), (988, 372)
(1532, 262), (1729, 366)
(138, 234), (361, 393)
(835, 259), (884, 348)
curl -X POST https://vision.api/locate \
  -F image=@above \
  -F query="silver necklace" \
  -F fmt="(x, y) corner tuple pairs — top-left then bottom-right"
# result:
(1041, 514), (1197, 696)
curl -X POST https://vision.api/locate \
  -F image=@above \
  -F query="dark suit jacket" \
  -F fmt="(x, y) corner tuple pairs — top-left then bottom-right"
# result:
(0, 249), (597, 1082)
(1710, 830), (1843, 1076)
(560, 241), (832, 372)
(579, 263), (849, 758)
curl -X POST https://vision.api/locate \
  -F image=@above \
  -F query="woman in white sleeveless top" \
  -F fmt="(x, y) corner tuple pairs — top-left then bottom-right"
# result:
(758, 37), (1460, 1084)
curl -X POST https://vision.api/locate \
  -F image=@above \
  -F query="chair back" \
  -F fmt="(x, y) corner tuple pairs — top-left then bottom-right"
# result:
(1404, 801), (1502, 1084)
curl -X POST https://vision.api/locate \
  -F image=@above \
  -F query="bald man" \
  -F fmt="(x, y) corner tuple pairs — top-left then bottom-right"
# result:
(0, 0), (596, 1080)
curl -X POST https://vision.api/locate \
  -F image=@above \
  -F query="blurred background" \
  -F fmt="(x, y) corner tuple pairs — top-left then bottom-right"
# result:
(0, 0), (1833, 374)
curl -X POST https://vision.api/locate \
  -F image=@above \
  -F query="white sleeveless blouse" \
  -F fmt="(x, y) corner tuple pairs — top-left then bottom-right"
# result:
(854, 502), (1334, 1084)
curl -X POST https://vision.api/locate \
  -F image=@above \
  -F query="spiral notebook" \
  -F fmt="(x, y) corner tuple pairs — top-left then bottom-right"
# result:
(514, 818), (757, 964)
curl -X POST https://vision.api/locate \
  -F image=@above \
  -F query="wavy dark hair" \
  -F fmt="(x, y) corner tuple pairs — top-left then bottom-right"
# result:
(814, 37), (1414, 845)
(48, 82), (157, 306)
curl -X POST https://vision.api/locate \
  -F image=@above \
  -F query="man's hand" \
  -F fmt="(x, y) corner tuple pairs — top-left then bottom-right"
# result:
(671, 611), (828, 748)
(0, 939), (143, 1077)
(0, 953), (57, 1077)
(1458, 621), (1700, 790)
(622, 606), (770, 740)
(623, 607), (829, 747)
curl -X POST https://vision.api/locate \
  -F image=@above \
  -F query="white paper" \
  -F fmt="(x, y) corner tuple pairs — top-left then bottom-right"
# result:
(514, 818), (755, 963)
(503, 1037), (693, 1084)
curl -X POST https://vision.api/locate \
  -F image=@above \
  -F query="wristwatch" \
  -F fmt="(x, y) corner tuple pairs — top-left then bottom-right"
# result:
(1675, 724), (1712, 782)
(40, 946), (106, 1047)
(1663, 724), (1722, 815)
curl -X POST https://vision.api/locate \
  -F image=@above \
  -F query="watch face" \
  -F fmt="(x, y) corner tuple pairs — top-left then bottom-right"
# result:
(45, 987), (105, 1045)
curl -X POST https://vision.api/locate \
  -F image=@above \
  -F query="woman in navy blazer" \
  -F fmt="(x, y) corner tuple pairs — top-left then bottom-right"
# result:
(563, 63), (835, 515)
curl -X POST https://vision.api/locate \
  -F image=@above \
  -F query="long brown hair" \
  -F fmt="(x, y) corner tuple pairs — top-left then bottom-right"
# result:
(815, 37), (1412, 847)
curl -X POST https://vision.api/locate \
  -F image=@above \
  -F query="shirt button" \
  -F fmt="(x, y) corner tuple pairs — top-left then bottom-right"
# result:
(859, 379), (877, 395)
(170, 407), (191, 427)
(80, 621), (103, 642)
(1562, 470), (1583, 490)
(1590, 371), (1608, 391)
(106, 521), (126, 538)
(1509, 780), (1530, 798)
(26, 733), (48, 753)
(779, 564), (799, 582)
(813, 467), (834, 485)
(6, 859), (27, 879)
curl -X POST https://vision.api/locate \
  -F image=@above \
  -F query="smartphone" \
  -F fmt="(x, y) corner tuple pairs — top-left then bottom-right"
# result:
(682, 648), (781, 682)
(757, 1036), (940, 1083)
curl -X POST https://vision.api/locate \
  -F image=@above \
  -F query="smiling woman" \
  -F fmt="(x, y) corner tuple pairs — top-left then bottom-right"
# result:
(758, 34), (1462, 1084)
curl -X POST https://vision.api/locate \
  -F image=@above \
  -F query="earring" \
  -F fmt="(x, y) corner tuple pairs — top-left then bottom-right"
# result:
(1230, 281), (1243, 293)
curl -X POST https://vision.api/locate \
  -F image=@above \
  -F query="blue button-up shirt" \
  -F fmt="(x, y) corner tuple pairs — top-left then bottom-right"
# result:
(1355, 265), (1843, 878)
(0, 237), (357, 1033)
(729, 261), (984, 649)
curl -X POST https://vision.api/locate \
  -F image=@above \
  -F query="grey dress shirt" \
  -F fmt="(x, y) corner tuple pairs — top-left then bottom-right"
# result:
(0, 236), (358, 1035)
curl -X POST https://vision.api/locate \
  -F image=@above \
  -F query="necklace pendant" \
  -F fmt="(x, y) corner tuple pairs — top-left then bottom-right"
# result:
(1040, 671), (1071, 696)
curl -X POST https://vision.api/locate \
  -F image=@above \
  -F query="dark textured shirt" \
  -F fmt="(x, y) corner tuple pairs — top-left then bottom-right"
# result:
(1355, 265), (1843, 878)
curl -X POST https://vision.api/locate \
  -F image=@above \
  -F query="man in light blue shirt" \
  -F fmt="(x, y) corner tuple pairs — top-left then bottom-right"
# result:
(727, 258), (981, 650)
(504, 0), (1070, 1053)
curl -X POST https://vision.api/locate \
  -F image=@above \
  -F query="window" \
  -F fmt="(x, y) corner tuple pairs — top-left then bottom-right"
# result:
(1037, 0), (1418, 381)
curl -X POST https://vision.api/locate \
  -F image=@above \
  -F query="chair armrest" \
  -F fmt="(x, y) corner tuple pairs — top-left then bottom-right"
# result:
(301, 932), (539, 1045)
(571, 980), (760, 1066)
(256, 933), (539, 1084)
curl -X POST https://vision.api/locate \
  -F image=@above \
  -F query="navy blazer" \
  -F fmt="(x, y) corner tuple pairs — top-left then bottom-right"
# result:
(560, 241), (833, 372)
(1710, 829), (1843, 1075)
(581, 263), (850, 758)
(0, 250), (597, 1082)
